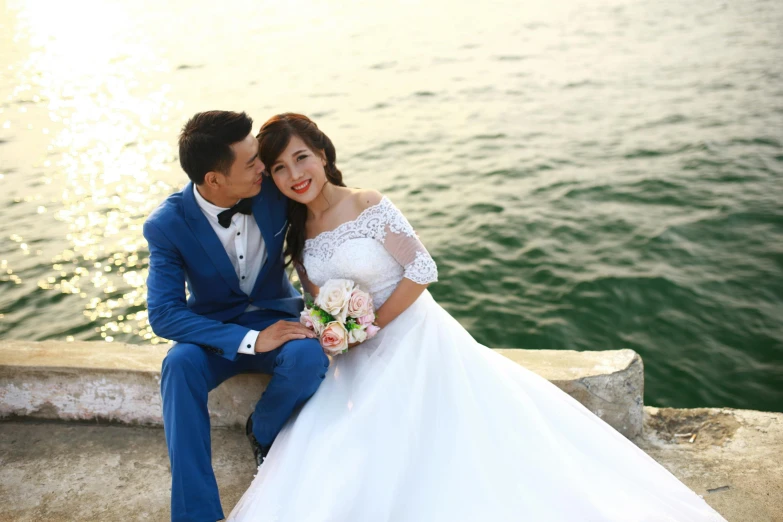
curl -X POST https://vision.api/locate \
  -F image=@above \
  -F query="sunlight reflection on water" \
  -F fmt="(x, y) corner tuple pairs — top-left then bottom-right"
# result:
(3, 1), (181, 343)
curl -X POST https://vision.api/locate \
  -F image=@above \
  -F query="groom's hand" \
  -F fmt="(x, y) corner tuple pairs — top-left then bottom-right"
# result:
(255, 321), (316, 353)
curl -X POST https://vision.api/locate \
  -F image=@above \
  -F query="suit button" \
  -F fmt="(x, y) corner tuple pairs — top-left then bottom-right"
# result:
(248, 298), (253, 303)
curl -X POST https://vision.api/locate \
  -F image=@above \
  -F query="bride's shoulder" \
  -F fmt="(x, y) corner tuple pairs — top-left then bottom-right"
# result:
(352, 188), (385, 211)
(339, 188), (392, 223)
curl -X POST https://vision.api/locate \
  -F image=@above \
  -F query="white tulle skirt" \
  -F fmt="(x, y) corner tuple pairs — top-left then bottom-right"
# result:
(228, 291), (725, 522)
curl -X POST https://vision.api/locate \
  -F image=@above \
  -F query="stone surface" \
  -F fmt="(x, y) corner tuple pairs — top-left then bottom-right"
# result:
(0, 421), (250, 522)
(635, 407), (783, 522)
(1, 407), (780, 521)
(1, 341), (642, 436)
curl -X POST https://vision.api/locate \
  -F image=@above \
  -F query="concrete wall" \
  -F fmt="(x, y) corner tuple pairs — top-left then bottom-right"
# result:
(0, 340), (644, 437)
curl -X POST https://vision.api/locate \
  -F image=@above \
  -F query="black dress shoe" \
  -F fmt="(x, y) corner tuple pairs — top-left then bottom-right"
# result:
(245, 415), (271, 468)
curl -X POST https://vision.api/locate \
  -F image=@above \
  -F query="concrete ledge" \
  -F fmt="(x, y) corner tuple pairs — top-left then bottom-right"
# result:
(0, 340), (644, 437)
(0, 341), (167, 427)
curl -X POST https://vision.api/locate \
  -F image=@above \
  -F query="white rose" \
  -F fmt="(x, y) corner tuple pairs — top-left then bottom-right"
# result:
(315, 279), (354, 323)
(312, 311), (328, 336)
(347, 327), (367, 345)
(311, 315), (326, 336)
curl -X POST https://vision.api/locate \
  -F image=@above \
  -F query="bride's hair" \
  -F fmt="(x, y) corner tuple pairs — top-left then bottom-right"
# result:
(257, 113), (346, 268)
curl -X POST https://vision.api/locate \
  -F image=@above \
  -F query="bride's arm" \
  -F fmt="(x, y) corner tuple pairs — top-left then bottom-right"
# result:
(374, 278), (429, 328)
(294, 262), (319, 298)
(358, 190), (438, 329)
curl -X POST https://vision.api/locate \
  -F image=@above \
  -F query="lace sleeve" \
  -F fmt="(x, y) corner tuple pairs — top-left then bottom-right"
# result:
(376, 198), (438, 285)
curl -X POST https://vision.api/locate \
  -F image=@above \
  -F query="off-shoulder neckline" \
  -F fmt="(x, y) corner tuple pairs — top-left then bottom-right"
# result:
(304, 196), (390, 247)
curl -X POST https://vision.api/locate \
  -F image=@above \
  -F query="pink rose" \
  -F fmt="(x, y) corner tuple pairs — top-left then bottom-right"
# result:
(357, 313), (375, 326)
(300, 309), (314, 329)
(347, 289), (373, 319)
(320, 321), (348, 356)
(365, 324), (381, 339)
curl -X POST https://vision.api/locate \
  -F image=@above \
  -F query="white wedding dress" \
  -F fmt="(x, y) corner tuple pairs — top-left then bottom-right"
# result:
(228, 197), (725, 522)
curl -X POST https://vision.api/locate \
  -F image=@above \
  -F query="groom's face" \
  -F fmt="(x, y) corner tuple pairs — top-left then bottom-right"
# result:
(217, 132), (265, 200)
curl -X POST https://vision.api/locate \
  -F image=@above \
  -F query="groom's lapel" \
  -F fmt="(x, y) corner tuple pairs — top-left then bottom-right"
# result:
(182, 182), (243, 295)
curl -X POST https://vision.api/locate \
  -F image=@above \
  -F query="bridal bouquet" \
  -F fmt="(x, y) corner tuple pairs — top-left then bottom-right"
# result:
(300, 279), (381, 356)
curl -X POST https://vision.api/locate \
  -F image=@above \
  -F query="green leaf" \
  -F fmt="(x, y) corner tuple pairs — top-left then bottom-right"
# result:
(312, 308), (334, 323)
(345, 320), (359, 331)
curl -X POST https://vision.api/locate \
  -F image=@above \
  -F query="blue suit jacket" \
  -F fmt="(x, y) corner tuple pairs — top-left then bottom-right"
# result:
(143, 181), (302, 360)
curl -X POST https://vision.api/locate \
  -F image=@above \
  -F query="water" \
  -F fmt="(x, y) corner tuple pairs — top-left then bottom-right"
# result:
(1, 0), (781, 412)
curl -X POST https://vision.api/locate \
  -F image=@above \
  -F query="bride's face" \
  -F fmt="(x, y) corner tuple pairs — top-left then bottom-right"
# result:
(269, 135), (328, 204)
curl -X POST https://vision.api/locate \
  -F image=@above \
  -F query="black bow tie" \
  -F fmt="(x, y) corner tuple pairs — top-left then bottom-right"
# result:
(217, 198), (253, 228)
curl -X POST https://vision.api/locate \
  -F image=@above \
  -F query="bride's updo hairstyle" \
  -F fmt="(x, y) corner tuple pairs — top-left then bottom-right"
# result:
(257, 113), (346, 268)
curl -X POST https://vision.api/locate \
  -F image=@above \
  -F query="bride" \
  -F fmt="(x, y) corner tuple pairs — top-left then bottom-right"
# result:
(227, 113), (725, 521)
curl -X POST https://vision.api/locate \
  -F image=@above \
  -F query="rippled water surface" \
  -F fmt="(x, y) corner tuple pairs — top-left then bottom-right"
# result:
(1, 0), (781, 411)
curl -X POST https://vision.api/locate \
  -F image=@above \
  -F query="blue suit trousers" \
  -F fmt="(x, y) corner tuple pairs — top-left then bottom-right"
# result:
(161, 313), (328, 522)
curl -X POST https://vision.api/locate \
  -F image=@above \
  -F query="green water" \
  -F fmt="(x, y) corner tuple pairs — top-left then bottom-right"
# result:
(1, 0), (781, 411)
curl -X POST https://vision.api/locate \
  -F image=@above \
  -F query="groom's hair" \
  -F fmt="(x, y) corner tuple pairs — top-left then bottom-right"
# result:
(178, 111), (253, 184)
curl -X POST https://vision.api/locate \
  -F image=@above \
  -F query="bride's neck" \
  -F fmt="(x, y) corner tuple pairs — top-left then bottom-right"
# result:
(306, 183), (343, 220)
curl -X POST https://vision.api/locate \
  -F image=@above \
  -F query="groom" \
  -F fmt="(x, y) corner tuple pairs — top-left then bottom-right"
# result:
(144, 110), (329, 522)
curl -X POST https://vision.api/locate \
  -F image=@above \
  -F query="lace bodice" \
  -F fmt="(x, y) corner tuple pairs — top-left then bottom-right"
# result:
(302, 196), (438, 307)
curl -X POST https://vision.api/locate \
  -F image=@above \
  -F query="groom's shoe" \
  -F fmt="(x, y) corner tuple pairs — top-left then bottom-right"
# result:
(245, 415), (271, 468)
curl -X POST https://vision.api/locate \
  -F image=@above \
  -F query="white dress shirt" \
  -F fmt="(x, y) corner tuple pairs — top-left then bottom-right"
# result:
(194, 187), (267, 355)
